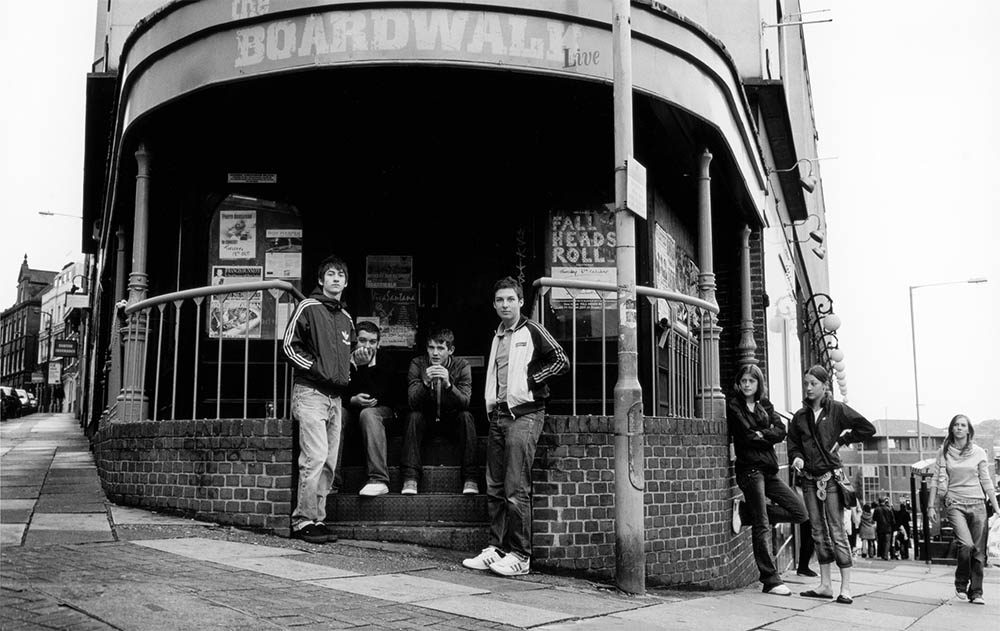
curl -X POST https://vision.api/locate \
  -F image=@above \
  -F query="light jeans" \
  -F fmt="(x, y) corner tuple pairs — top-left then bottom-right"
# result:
(801, 476), (853, 568)
(290, 384), (342, 526)
(486, 407), (544, 559)
(946, 501), (987, 599)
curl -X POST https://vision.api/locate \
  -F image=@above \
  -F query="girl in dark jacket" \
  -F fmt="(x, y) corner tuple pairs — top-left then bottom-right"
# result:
(728, 364), (808, 596)
(789, 365), (876, 604)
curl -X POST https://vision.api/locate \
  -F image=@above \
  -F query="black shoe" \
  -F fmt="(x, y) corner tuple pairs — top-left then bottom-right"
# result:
(292, 523), (327, 544)
(796, 568), (818, 578)
(314, 522), (338, 543)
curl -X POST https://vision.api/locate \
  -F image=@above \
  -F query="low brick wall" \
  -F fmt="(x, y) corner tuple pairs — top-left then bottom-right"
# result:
(93, 418), (294, 535)
(534, 415), (754, 589)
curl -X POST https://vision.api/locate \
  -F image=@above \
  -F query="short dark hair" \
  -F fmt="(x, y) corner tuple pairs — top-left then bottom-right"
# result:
(317, 255), (348, 285)
(427, 327), (455, 350)
(733, 364), (767, 402)
(493, 276), (523, 300)
(356, 320), (380, 340)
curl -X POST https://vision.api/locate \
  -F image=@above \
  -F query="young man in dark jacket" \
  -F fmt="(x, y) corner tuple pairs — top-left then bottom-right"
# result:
(463, 277), (568, 577)
(401, 327), (476, 495)
(347, 320), (397, 497)
(283, 255), (354, 544)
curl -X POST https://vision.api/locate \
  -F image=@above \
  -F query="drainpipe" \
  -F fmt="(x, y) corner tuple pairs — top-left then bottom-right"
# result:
(612, 0), (645, 596)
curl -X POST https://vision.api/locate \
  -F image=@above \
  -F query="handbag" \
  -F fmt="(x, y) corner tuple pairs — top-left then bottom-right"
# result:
(833, 469), (857, 506)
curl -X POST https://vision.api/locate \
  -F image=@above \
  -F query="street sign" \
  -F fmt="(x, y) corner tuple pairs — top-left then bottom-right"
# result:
(48, 362), (61, 384)
(625, 156), (647, 219)
(53, 340), (77, 358)
(227, 172), (277, 184)
(31, 371), (44, 383)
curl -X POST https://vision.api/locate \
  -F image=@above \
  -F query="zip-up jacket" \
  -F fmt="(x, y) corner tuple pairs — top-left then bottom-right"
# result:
(787, 396), (875, 476)
(727, 396), (786, 474)
(485, 314), (568, 416)
(282, 288), (354, 397)
(407, 355), (472, 416)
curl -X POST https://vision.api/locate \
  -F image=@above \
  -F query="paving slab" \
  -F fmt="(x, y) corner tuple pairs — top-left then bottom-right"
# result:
(210, 555), (362, 580)
(0, 508), (33, 523)
(713, 591), (826, 613)
(613, 597), (792, 631)
(33, 496), (107, 512)
(888, 598), (1000, 630)
(881, 580), (956, 600)
(0, 523), (25, 545)
(418, 593), (576, 627)
(537, 614), (671, 631)
(0, 485), (42, 499)
(21, 528), (115, 545)
(484, 586), (650, 617)
(0, 499), (36, 511)
(307, 573), (488, 603)
(851, 593), (938, 617)
(796, 600), (916, 629)
(110, 505), (202, 526)
(408, 567), (552, 592)
(29, 513), (111, 531)
(131, 536), (305, 560)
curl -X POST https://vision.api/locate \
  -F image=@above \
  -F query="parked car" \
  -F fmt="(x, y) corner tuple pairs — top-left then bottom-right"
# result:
(14, 388), (36, 414)
(1, 386), (21, 419)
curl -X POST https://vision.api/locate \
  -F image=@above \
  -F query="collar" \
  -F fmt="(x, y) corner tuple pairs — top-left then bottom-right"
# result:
(495, 314), (524, 337)
(351, 350), (377, 369)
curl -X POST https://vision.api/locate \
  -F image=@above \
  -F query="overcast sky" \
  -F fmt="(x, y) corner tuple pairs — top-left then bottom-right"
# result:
(1, 2), (996, 428)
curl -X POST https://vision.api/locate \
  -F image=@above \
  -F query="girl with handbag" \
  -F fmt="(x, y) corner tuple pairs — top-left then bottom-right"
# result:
(926, 415), (1000, 605)
(788, 365), (875, 605)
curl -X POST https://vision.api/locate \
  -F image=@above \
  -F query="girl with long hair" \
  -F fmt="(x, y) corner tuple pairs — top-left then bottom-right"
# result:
(787, 365), (875, 604)
(727, 364), (808, 596)
(926, 414), (1000, 605)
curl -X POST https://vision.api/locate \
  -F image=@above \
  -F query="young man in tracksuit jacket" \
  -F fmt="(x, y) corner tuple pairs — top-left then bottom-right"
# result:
(283, 255), (354, 544)
(462, 276), (568, 577)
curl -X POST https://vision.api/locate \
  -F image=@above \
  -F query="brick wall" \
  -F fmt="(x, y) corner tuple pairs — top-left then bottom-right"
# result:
(533, 415), (755, 589)
(93, 418), (294, 534)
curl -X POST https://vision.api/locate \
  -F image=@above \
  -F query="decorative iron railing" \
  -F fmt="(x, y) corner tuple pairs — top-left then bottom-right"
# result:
(531, 277), (719, 418)
(119, 281), (304, 422)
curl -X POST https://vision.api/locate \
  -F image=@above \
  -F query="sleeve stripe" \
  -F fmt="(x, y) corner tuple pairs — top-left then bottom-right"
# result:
(283, 299), (318, 369)
(527, 320), (568, 381)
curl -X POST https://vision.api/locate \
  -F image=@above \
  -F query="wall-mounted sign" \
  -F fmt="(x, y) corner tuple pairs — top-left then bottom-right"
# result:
(227, 172), (277, 184)
(626, 156), (647, 219)
(53, 340), (78, 358)
(365, 255), (413, 289)
(48, 362), (62, 384)
(546, 208), (617, 309)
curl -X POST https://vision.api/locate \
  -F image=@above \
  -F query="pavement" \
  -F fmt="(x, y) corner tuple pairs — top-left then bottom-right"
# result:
(1, 413), (996, 630)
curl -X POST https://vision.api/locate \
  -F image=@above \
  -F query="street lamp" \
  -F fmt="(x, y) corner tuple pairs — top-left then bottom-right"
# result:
(34, 310), (54, 412)
(909, 277), (988, 460)
(38, 211), (82, 219)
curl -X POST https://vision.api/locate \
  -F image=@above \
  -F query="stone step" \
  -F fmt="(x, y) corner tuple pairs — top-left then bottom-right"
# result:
(330, 522), (490, 550)
(327, 493), (487, 523)
(339, 435), (488, 468)
(337, 465), (484, 494)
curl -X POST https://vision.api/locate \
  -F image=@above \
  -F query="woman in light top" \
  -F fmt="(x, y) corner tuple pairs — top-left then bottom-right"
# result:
(927, 414), (1000, 605)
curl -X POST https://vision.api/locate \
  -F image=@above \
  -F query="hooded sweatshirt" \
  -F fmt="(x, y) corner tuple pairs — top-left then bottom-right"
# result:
(282, 288), (354, 397)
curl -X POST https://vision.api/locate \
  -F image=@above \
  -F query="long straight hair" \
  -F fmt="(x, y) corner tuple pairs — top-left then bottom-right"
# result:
(941, 414), (975, 457)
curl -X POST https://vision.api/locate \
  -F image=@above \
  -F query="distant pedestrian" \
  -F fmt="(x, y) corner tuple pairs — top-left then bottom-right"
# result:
(874, 498), (894, 560)
(848, 498), (862, 555)
(859, 503), (876, 558)
(927, 414), (1000, 605)
(893, 500), (911, 560)
(727, 364), (808, 596)
(788, 365), (875, 605)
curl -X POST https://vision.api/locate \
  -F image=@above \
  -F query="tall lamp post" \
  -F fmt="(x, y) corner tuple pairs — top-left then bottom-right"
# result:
(909, 277), (987, 460)
(36, 310), (54, 412)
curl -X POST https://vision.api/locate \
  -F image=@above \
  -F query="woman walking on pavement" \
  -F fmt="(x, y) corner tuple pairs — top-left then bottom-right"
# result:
(728, 364), (808, 596)
(788, 365), (875, 605)
(926, 414), (1000, 605)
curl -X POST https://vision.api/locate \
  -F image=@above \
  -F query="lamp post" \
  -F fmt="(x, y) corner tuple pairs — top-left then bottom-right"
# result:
(908, 278), (988, 460)
(36, 310), (54, 412)
(38, 211), (82, 219)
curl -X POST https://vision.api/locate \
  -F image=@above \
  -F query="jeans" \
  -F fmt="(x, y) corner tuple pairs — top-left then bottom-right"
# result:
(486, 408), (544, 559)
(350, 405), (394, 484)
(801, 477), (853, 568)
(290, 384), (342, 526)
(401, 409), (477, 482)
(736, 469), (808, 587)
(947, 501), (987, 599)
(877, 532), (892, 559)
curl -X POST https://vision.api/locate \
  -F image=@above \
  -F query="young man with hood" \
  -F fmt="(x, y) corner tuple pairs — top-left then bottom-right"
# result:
(283, 255), (354, 544)
(462, 276), (568, 577)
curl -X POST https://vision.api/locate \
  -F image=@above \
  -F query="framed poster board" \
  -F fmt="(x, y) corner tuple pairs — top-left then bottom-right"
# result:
(546, 208), (617, 309)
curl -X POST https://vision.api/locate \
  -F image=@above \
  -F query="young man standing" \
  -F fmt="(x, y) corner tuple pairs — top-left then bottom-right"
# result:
(283, 255), (354, 544)
(463, 276), (568, 577)
(401, 327), (477, 495)
(348, 320), (396, 497)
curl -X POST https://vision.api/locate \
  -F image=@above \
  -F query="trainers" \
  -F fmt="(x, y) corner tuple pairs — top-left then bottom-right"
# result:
(970, 596), (985, 605)
(462, 546), (504, 570)
(956, 589), (968, 600)
(490, 552), (530, 577)
(314, 522), (338, 543)
(731, 498), (743, 534)
(291, 522), (326, 544)
(401, 479), (418, 495)
(463, 480), (479, 495)
(763, 584), (791, 596)
(359, 482), (389, 497)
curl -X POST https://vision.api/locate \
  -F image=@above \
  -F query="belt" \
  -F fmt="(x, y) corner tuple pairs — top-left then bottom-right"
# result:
(496, 402), (511, 413)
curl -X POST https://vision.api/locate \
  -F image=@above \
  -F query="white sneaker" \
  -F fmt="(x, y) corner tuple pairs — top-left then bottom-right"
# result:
(732, 498), (743, 534)
(970, 596), (985, 605)
(463, 481), (479, 495)
(763, 584), (791, 596)
(489, 552), (530, 576)
(462, 546), (503, 570)
(401, 479), (418, 495)
(956, 590), (967, 600)
(359, 482), (389, 497)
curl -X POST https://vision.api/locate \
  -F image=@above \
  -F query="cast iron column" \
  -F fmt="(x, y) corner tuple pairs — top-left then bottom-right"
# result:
(119, 145), (150, 421)
(695, 149), (725, 419)
(737, 225), (757, 367)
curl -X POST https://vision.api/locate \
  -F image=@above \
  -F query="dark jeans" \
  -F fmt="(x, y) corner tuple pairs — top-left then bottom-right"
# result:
(947, 502), (988, 599)
(486, 408), (544, 559)
(736, 468), (808, 587)
(401, 409), (477, 482)
(877, 532), (892, 560)
(332, 405), (394, 489)
(798, 519), (815, 571)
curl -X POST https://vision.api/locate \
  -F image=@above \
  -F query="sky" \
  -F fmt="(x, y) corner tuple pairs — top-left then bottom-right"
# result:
(1, 2), (997, 428)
